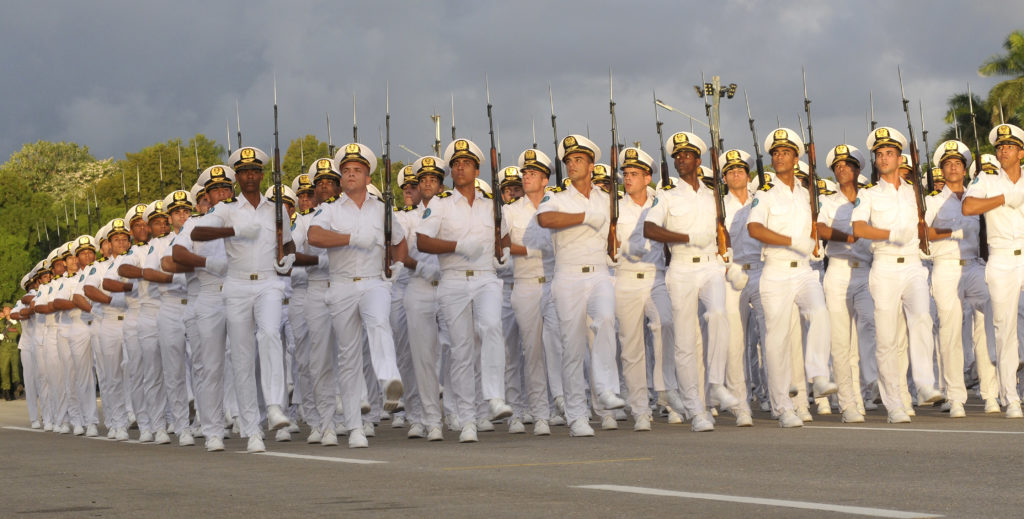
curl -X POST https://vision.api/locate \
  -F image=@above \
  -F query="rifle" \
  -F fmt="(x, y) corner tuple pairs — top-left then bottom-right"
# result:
(84, 195), (91, 235)
(226, 119), (232, 156)
(43, 221), (50, 250)
(802, 68), (821, 257)
(352, 92), (358, 141)
(121, 165), (129, 211)
(63, 201), (69, 236)
(55, 215), (61, 244)
(485, 75), (503, 263)
(451, 93), (457, 141)
(326, 112), (335, 158)
(920, 100), (933, 192)
(967, 81), (989, 260)
(701, 73), (730, 258)
(549, 84), (564, 186)
(532, 118), (537, 149)
(744, 88), (767, 187)
(158, 152), (166, 195)
(897, 66), (930, 255)
(235, 99), (242, 149)
(653, 90), (670, 188)
(608, 69), (620, 261)
(272, 76), (284, 261)
(432, 112), (442, 156)
(383, 83), (394, 278)
(870, 91), (879, 183)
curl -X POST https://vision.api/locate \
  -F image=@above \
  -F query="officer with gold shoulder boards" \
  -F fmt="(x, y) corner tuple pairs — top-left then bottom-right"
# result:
(645, 132), (739, 432)
(963, 123), (1024, 418)
(817, 144), (873, 423)
(416, 138), (514, 443)
(537, 134), (626, 438)
(191, 147), (298, 453)
(852, 127), (943, 423)
(925, 140), (998, 418)
(747, 128), (837, 428)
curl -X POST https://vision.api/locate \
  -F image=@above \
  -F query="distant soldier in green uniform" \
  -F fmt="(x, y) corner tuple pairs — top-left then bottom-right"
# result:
(1, 305), (22, 400)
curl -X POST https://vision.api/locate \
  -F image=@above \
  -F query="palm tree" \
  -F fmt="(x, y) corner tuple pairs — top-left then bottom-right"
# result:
(979, 30), (1024, 126)
(942, 92), (993, 153)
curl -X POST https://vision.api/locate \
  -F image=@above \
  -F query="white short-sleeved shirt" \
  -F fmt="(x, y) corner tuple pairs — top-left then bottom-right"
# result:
(144, 233), (186, 298)
(817, 190), (873, 263)
(171, 217), (201, 296)
(924, 187), (980, 260)
(724, 189), (761, 265)
(105, 243), (146, 308)
(417, 188), (499, 272)
(535, 183), (612, 268)
(181, 212), (228, 288)
(199, 194), (293, 275)
(964, 167), (1024, 250)
(748, 180), (814, 262)
(309, 193), (404, 279)
(54, 272), (85, 322)
(80, 259), (114, 318)
(850, 177), (922, 256)
(617, 187), (662, 272)
(503, 196), (555, 279)
(645, 180), (719, 260)
(403, 203), (443, 282)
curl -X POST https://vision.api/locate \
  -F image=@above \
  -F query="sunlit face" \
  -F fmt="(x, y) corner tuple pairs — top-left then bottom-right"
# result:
(65, 255), (79, 274)
(297, 192), (315, 212)
(76, 249), (95, 267)
(564, 153), (593, 183)
(110, 233), (130, 255)
(236, 169), (263, 194)
(196, 194), (211, 214)
(169, 207), (190, 230)
(207, 185), (233, 205)
(873, 146), (901, 176)
(100, 240), (112, 258)
(521, 169), (548, 195)
(832, 160), (860, 186)
(418, 175), (443, 201)
(148, 215), (170, 237)
(52, 259), (66, 277)
(129, 218), (150, 242)
(724, 166), (749, 192)
(339, 161), (370, 194)
(622, 166), (650, 196)
(940, 158), (966, 186)
(770, 147), (798, 175)
(672, 150), (701, 176)
(449, 157), (479, 189)
(314, 178), (340, 203)
(995, 143), (1024, 171)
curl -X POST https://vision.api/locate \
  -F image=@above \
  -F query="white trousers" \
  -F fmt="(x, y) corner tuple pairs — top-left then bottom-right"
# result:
(615, 270), (674, 418)
(985, 253), (1024, 404)
(158, 297), (190, 433)
(552, 267), (618, 422)
(19, 338), (40, 423)
(404, 277), (452, 429)
(666, 262), (729, 416)
(823, 260), (873, 413)
(510, 278), (556, 421)
(222, 277), (285, 438)
(759, 262), (831, 414)
(192, 287), (228, 439)
(135, 304), (167, 433)
(391, 278), (422, 424)
(306, 279), (337, 432)
(869, 258), (936, 413)
(288, 285), (319, 427)
(724, 265), (764, 414)
(437, 272), (505, 425)
(60, 320), (98, 427)
(932, 259), (997, 404)
(96, 314), (128, 429)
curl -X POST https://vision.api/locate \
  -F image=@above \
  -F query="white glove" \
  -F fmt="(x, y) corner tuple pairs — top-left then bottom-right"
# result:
(454, 239), (484, 259)
(888, 226), (917, 246)
(415, 260), (441, 283)
(493, 247), (511, 270)
(790, 235), (816, 256)
(232, 222), (261, 240)
(1005, 191), (1024, 208)
(949, 229), (965, 240)
(382, 262), (404, 281)
(109, 292), (126, 308)
(720, 247), (734, 264)
(316, 253), (329, 267)
(725, 264), (748, 290)
(525, 247), (542, 259)
(688, 230), (716, 248)
(582, 209), (607, 230)
(348, 228), (375, 249)
(290, 267), (308, 285)
(606, 255), (621, 268)
(274, 254), (295, 275)
(203, 256), (227, 276)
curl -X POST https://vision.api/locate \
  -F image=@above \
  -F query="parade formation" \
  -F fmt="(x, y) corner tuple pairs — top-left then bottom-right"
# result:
(9, 70), (1024, 457)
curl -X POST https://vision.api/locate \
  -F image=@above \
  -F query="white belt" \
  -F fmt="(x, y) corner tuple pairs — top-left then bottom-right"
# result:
(873, 254), (920, 265)
(828, 257), (870, 269)
(765, 258), (810, 269)
(736, 261), (763, 271)
(555, 264), (601, 274)
(616, 270), (655, 279)
(227, 270), (277, 281)
(932, 257), (979, 266)
(988, 248), (1024, 257)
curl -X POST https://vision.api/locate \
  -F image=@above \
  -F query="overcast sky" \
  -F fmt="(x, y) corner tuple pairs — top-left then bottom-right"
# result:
(2, 1), (1022, 175)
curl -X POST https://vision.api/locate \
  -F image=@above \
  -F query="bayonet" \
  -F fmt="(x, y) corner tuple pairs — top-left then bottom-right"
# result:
(158, 152), (166, 195)
(326, 112), (335, 157)
(654, 89), (670, 188)
(744, 88), (767, 187)
(802, 67), (821, 257)
(897, 65), (930, 255)
(235, 99), (242, 149)
(451, 93), (456, 141)
(273, 74), (283, 260)
(383, 81), (394, 277)
(549, 83), (563, 185)
(352, 92), (358, 141)
(608, 68), (621, 261)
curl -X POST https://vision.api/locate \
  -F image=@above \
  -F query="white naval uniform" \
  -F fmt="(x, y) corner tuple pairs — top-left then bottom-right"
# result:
(391, 205), (423, 426)
(147, 230), (191, 434)
(35, 282), (62, 427)
(82, 258), (129, 431)
(851, 177), (937, 413)
(200, 195), (291, 438)
(288, 208), (320, 428)
(403, 201), (453, 431)
(924, 186), (997, 405)
(503, 195), (558, 422)
(614, 187), (675, 419)
(56, 271), (98, 429)
(536, 183), (619, 423)
(964, 168), (1024, 406)
(748, 180), (831, 414)
(13, 300), (40, 425)
(105, 247), (144, 429)
(135, 238), (168, 434)
(645, 179), (728, 417)
(723, 189), (762, 414)
(417, 188), (506, 427)
(310, 192), (403, 432)
(818, 190), (874, 414)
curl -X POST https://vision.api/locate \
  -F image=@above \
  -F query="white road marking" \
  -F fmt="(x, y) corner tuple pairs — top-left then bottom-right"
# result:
(574, 484), (941, 518)
(805, 425), (1024, 435)
(238, 451), (387, 464)
(3, 426), (43, 433)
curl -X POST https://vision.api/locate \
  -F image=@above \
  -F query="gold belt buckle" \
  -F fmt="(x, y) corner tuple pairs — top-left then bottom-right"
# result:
(431, 280), (439, 287)
(465, 270), (474, 277)
(741, 264), (752, 271)
(789, 261), (798, 268)
(117, 316), (124, 321)
(538, 276), (546, 283)
(180, 299), (187, 305)
(691, 257), (701, 263)
(636, 273), (645, 279)
(1015, 250), (1022, 256)
(959, 259), (967, 266)
(352, 277), (362, 282)
(249, 273), (259, 280)
(896, 257), (905, 263)
(581, 266), (591, 273)
(849, 261), (860, 268)
(282, 298), (290, 304)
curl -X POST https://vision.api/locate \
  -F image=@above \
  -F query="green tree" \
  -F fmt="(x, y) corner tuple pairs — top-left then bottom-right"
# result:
(0, 141), (99, 200)
(0, 170), (55, 303)
(942, 92), (994, 153)
(980, 29), (1024, 126)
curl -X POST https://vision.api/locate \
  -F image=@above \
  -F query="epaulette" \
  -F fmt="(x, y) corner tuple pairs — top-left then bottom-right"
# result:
(985, 169), (999, 175)
(927, 190), (940, 197)
(369, 193), (382, 202)
(504, 197), (520, 206)
(298, 207), (315, 216)
(861, 182), (876, 189)
(222, 197), (237, 204)
(903, 178), (913, 185)
(700, 177), (716, 189)
(758, 182), (774, 192)
(546, 186), (565, 193)
(819, 188), (837, 196)
(661, 183), (676, 191)
(324, 195), (339, 204)
(289, 213), (297, 225)
(436, 190), (452, 199)
(481, 191), (494, 199)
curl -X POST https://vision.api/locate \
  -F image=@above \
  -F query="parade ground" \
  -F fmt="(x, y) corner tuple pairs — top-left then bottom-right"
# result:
(1, 398), (1020, 518)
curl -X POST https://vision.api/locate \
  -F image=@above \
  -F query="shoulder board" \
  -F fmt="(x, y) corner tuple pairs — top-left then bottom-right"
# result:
(482, 191), (494, 199)
(505, 196), (520, 206)
(324, 195), (339, 204)
(546, 186), (565, 193)
(298, 207), (315, 216)
(700, 177), (716, 189)
(758, 182), (774, 192)
(661, 183), (676, 191)
(985, 170), (998, 175)
(437, 190), (452, 199)
(819, 188), (837, 196)
(927, 190), (940, 197)
(289, 213), (297, 225)
(369, 193), (382, 202)
(598, 185), (610, 194)
(902, 178), (913, 185)
(222, 197), (236, 204)
(861, 182), (876, 189)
